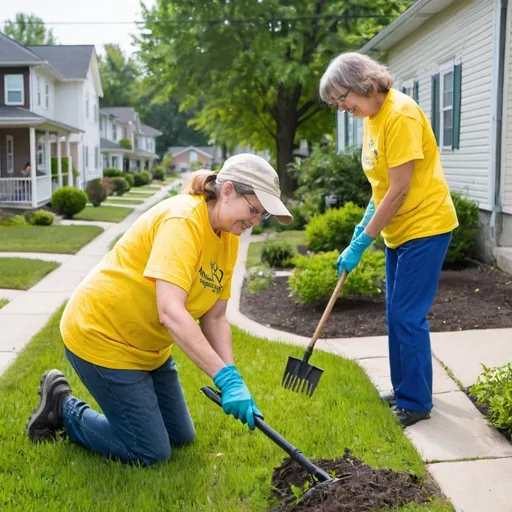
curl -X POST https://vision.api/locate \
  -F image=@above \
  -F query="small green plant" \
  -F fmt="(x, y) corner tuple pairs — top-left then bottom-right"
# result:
(123, 173), (135, 188)
(446, 192), (480, 266)
(103, 168), (122, 178)
(152, 166), (166, 181)
(134, 171), (151, 187)
(86, 178), (107, 207)
(0, 214), (27, 227)
(251, 225), (264, 235)
(27, 210), (54, 226)
(306, 202), (365, 253)
(246, 264), (273, 294)
(470, 363), (512, 434)
(51, 187), (88, 219)
(119, 138), (132, 150)
(261, 238), (296, 268)
(289, 249), (385, 303)
(111, 177), (130, 196)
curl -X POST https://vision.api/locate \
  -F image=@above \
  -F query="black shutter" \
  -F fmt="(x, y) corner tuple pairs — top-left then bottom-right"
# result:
(431, 74), (440, 144)
(453, 64), (462, 150)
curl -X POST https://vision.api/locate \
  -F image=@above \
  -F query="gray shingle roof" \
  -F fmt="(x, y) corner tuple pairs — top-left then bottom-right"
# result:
(140, 124), (162, 137)
(101, 107), (136, 123)
(100, 138), (122, 150)
(0, 105), (44, 119)
(168, 146), (214, 157)
(27, 45), (95, 79)
(0, 32), (44, 64)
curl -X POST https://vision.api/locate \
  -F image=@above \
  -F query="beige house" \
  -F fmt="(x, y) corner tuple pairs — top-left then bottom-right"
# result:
(167, 146), (214, 171)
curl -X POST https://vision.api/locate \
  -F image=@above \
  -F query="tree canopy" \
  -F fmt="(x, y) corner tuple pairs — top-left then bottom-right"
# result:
(4, 13), (57, 45)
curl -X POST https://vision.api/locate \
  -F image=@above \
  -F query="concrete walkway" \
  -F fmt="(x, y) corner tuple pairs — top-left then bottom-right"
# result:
(0, 176), (187, 375)
(227, 232), (512, 512)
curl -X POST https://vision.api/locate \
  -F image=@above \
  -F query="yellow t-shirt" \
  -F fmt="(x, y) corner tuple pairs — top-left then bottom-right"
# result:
(60, 194), (239, 371)
(362, 88), (458, 249)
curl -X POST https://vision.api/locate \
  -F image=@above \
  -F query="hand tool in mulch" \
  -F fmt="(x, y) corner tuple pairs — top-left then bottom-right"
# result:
(201, 386), (333, 486)
(281, 270), (348, 397)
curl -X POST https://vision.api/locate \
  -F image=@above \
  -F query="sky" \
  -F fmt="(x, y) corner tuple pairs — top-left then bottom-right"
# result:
(0, 0), (155, 56)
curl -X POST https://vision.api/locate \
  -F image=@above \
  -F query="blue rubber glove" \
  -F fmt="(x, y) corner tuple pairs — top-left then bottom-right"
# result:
(350, 198), (376, 244)
(213, 365), (263, 430)
(337, 232), (374, 276)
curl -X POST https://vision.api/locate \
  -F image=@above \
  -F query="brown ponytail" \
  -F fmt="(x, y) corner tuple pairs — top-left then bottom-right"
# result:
(182, 169), (217, 200)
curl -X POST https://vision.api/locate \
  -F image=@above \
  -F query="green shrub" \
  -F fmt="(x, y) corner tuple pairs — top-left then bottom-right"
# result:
(51, 157), (79, 183)
(261, 238), (296, 267)
(134, 171), (151, 187)
(27, 210), (54, 226)
(111, 177), (130, 196)
(470, 363), (512, 434)
(103, 168), (122, 178)
(0, 214), (27, 227)
(51, 186), (87, 219)
(123, 173), (134, 188)
(119, 139), (132, 150)
(152, 167), (165, 181)
(306, 202), (364, 253)
(86, 179), (107, 207)
(246, 264), (273, 294)
(289, 143), (371, 221)
(289, 249), (385, 303)
(446, 192), (479, 266)
(252, 225), (264, 235)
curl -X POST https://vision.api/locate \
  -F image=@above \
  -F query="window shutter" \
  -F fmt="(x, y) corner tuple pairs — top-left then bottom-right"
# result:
(344, 112), (349, 149)
(401, 86), (407, 94)
(431, 74), (440, 144)
(452, 64), (462, 150)
(413, 80), (419, 103)
(335, 111), (339, 153)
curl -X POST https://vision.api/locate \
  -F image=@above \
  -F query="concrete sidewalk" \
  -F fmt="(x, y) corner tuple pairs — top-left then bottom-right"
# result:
(227, 232), (512, 512)
(0, 179), (179, 375)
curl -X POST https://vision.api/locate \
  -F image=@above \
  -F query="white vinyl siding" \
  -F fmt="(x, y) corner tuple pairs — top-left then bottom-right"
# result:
(385, 0), (494, 208)
(502, 0), (512, 207)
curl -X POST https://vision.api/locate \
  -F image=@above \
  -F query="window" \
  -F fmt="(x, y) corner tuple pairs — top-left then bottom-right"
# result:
(37, 142), (46, 169)
(85, 92), (89, 119)
(5, 75), (24, 105)
(84, 145), (89, 169)
(6, 136), (14, 174)
(95, 146), (99, 169)
(190, 150), (198, 162)
(102, 154), (108, 169)
(36, 76), (41, 106)
(432, 62), (462, 150)
(400, 79), (419, 103)
(341, 112), (363, 150)
(112, 122), (117, 141)
(45, 81), (49, 109)
(100, 117), (104, 134)
(94, 102), (98, 123)
(112, 156), (118, 168)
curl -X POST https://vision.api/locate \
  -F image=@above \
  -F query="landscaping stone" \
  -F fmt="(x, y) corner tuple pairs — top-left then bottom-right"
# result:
(428, 457), (512, 512)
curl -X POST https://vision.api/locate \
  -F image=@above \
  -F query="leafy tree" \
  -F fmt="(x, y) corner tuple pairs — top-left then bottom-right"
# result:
(137, 0), (413, 194)
(4, 13), (56, 45)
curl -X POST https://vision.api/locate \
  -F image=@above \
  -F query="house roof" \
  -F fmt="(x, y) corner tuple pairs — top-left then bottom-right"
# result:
(140, 123), (162, 137)
(0, 105), (82, 132)
(27, 45), (95, 79)
(168, 146), (214, 158)
(100, 138), (122, 150)
(101, 107), (136, 123)
(0, 32), (45, 65)
(360, 0), (459, 53)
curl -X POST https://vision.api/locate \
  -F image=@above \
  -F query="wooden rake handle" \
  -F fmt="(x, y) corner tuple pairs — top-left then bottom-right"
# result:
(308, 270), (347, 350)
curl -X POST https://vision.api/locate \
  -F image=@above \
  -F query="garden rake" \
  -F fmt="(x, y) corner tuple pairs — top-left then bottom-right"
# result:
(281, 270), (348, 397)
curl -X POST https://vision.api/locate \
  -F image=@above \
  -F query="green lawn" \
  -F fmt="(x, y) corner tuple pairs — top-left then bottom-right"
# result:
(125, 191), (155, 198)
(247, 230), (307, 268)
(74, 206), (133, 223)
(0, 226), (103, 254)
(0, 306), (452, 512)
(132, 186), (161, 192)
(0, 258), (60, 290)
(106, 198), (144, 205)
(0, 299), (8, 309)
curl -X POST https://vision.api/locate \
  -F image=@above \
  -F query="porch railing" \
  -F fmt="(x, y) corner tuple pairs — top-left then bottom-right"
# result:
(0, 176), (53, 207)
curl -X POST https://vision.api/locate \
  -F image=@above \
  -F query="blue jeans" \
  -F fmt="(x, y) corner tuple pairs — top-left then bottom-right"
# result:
(63, 347), (195, 466)
(385, 232), (451, 413)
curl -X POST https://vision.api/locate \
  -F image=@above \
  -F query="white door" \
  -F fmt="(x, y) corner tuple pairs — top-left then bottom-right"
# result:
(6, 136), (13, 175)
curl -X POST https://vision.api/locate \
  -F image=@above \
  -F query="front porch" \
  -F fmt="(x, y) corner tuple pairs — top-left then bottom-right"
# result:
(0, 124), (79, 209)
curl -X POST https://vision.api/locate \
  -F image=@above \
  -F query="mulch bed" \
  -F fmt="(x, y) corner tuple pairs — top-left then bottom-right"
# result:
(271, 449), (443, 512)
(240, 261), (512, 338)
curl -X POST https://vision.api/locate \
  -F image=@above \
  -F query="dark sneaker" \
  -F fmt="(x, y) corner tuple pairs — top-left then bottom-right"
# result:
(26, 369), (72, 442)
(391, 405), (431, 428)
(380, 391), (396, 407)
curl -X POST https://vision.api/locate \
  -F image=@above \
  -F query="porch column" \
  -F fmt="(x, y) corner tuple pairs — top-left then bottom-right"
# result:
(30, 128), (37, 208)
(45, 131), (51, 180)
(57, 133), (63, 187)
(66, 135), (73, 187)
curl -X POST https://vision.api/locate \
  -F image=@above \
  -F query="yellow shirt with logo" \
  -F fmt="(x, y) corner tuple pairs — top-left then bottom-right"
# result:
(60, 194), (239, 371)
(362, 88), (458, 249)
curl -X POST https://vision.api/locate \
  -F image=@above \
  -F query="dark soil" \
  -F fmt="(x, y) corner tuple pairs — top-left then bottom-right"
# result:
(241, 262), (512, 338)
(271, 449), (443, 512)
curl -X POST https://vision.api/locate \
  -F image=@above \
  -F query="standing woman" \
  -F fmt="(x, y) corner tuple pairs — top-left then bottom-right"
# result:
(319, 52), (458, 427)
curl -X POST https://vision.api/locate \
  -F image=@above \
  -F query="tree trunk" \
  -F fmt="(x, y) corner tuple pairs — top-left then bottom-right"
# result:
(276, 118), (296, 196)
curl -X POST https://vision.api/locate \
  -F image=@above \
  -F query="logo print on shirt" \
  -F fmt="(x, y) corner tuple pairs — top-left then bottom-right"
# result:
(362, 138), (379, 170)
(198, 261), (225, 294)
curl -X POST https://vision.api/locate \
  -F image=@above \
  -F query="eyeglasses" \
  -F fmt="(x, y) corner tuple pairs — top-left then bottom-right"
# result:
(330, 88), (351, 110)
(242, 194), (271, 220)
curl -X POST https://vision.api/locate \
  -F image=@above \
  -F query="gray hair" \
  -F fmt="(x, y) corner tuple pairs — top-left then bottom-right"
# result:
(319, 52), (394, 105)
(183, 169), (254, 200)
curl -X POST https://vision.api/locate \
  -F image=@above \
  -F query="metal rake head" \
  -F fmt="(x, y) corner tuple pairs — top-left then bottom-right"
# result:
(282, 356), (324, 397)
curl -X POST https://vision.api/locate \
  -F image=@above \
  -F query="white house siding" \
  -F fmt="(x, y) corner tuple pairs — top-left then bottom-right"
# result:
(81, 62), (101, 182)
(31, 69), (57, 121)
(54, 82), (81, 129)
(502, 0), (512, 210)
(382, 0), (495, 209)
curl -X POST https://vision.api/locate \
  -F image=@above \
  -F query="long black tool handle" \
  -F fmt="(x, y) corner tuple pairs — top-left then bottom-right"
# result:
(201, 386), (332, 483)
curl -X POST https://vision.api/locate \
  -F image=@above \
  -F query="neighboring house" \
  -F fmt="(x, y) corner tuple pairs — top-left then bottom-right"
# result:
(335, 0), (512, 266)
(100, 107), (161, 173)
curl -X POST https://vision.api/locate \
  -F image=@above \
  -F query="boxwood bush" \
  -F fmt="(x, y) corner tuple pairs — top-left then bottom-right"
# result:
(51, 187), (87, 218)
(261, 238), (296, 268)
(27, 210), (54, 226)
(86, 178), (107, 207)
(103, 168), (122, 178)
(111, 177), (130, 197)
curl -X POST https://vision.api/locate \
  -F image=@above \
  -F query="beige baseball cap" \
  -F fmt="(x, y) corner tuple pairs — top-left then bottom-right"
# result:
(218, 153), (293, 225)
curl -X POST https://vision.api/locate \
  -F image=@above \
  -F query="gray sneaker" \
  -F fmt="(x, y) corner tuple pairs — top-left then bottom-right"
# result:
(391, 405), (431, 428)
(26, 369), (72, 442)
(380, 391), (396, 407)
